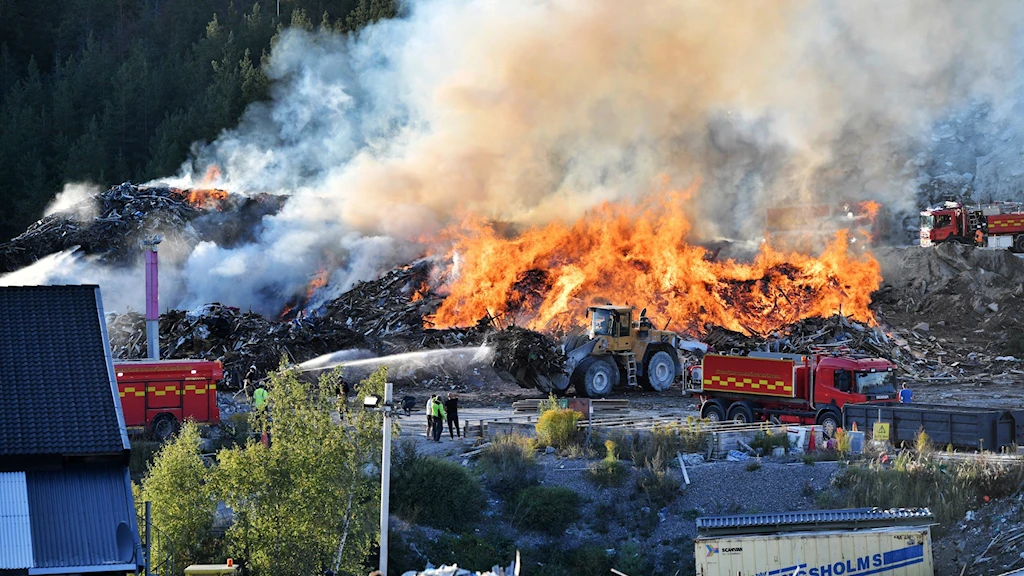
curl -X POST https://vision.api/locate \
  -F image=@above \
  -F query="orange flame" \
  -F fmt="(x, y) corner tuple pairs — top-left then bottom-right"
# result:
(859, 200), (881, 220)
(200, 165), (223, 186)
(306, 268), (329, 300)
(428, 189), (880, 335)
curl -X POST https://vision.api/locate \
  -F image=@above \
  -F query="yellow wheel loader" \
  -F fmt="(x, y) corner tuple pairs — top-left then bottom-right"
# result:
(550, 305), (703, 398)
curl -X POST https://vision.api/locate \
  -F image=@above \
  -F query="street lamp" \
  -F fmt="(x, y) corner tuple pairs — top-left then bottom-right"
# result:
(363, 382), (394, 575)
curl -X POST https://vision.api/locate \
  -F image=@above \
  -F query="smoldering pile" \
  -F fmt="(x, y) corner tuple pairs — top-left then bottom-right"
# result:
(0, 182), (286, 273)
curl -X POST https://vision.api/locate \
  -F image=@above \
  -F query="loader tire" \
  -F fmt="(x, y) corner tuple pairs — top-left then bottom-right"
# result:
(550, 374), (572, 394)
(573, 356), (619, 398)
(641, 350), (677, 392)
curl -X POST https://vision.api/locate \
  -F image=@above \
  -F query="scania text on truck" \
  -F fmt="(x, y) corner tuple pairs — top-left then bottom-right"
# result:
(114, 359), (223, 439)
(920, 200), (1024, 252)
(685, 352), (896, 435)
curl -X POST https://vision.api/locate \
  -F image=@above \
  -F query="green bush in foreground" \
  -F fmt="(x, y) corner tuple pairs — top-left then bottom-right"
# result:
(392, 451), (485, 531)
(478, 434), (540, 494)
(507, 486), (580, 534)
(535, 408), (581, 450)
(635, 454), (679, 507)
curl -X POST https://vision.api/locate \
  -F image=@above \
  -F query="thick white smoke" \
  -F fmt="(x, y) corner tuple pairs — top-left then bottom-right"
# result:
(11, 0), (1024, 315)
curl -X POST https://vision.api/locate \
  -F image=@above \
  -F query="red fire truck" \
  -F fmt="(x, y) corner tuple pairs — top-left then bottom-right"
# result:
(114, 359), (223, 439)
(685, 352), (896, 435)
(920, 201), (1024, 252)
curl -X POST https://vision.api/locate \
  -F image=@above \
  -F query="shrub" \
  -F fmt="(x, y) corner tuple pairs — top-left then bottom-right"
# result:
(625, 420), (709, 469)
(835, 428), (852, 458)
(506, 486), (580, 534)
(478, 434), (541, 494)
(614, 541), (653, 576)
(527, 544), (612, 576)
(750, 430), (790, 455)
(536, 408), (581, 450)
(635, 454), (679, 507)
(802, 453), (816, 465)
(746, 460), (762, 472)
(586, 439), (628, 488)
(831, 450), (1024, 525)
(392, 452), (485, 531)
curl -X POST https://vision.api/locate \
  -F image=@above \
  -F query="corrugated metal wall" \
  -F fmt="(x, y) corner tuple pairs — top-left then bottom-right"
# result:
(25, 467), (137, 569)
(0, 471), (34, 569)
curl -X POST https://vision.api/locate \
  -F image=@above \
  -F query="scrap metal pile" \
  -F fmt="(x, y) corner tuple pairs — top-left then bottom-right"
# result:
(107, 304), (365, 387)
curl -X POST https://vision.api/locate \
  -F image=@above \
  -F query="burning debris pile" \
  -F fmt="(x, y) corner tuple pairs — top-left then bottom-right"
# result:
(107, 304), (364, 387)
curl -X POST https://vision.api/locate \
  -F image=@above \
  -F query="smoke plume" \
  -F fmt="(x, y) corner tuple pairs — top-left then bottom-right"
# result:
(16, 0), (1024, 315)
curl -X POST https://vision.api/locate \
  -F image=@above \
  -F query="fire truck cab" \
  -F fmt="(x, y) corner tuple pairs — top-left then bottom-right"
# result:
(686, 352), (896, 436)
(920, 201), (1024, 252)
(114, 359), (223, 439)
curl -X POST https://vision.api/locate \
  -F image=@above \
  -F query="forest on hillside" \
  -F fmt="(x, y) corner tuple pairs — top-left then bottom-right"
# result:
(0, 0), (397, 242)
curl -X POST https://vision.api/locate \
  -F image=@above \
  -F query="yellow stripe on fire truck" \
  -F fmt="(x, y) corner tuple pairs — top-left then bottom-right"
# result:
(704, 375), (791, 392)
(118, 386), (148, 398)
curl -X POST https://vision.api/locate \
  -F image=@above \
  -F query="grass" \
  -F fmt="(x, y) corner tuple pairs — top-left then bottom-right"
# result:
(506, 486), (581, 534)
(623, 418), (710, 470)
(634, 453), (679, 507)
(477, 433), (540, 494)
(830, 444), (1024, 525)
(745, 460), (762, 472)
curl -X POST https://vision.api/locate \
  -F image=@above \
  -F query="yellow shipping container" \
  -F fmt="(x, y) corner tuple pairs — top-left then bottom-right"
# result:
(695, 526), (933, 576)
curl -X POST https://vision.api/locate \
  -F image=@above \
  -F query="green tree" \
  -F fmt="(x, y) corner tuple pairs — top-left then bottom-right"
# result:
(214, 366), (388, 576)
(139, 421), (218, 575)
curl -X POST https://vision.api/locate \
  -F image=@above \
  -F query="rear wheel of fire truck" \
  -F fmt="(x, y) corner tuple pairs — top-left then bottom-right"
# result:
(816, 410), (841, 439)
(641, 350), (677, 392)
(150, 413), (180, 441)
(1014, 235), (1024, 253)
(726, 402), (754, 424)
(573, 356), (619, 398)
(700, 399), (726, 422)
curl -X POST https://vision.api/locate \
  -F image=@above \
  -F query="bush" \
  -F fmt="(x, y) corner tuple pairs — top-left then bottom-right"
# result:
(527, 544), (611, 576)
(635, 455), (679, 507)
(750, 430), (790, 455)
(536, 408), (581, 450)
(586, 440), (628, 488)
(835, 428), (852, 458)
(624, 420), (709, 469)
(831, 450), (1024, 525)
(392, 452), (485, 531)
(478, 434), (540, 494)
(506, 486), (580, 534)
(745, 460), (762, 472)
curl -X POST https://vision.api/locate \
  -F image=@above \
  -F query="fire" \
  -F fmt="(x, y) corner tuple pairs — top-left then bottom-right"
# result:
(183, 189), (229, 208)
(306, 268), (329, 300)
(200, 165), (223, 186)
(859, 200), (881, 220)
(428, 189), (881, 335)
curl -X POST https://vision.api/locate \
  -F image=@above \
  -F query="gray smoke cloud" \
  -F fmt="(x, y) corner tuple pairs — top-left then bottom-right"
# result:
(14, 0), (1024, 315)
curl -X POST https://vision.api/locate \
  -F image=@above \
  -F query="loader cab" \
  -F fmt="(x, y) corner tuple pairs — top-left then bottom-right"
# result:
(588, 305), (633, 352)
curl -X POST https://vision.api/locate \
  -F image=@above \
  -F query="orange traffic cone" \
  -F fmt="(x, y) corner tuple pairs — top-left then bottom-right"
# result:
(851, 421), (858, 432)
(808, 428), (817, 451)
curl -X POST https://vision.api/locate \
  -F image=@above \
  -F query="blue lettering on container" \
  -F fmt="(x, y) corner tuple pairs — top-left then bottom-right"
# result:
(797, 545), (924, 576)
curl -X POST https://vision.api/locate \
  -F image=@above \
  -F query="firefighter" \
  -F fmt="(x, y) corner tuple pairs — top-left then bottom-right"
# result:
(444, 392), (461, 439)
(430, 395), (447, 442)
(899, 382), (913, 403)
(253, 382), (269, 412)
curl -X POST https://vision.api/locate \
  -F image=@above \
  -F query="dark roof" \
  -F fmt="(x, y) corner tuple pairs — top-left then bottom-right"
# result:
(25, 466), (141, 570)
(0, 285), (128, 457)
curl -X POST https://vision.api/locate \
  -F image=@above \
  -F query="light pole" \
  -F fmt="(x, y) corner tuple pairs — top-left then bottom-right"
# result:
(363, 382), (394, 575)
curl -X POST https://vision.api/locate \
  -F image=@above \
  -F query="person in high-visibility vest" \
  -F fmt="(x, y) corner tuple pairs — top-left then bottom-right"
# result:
(430, 396), (447, 442)
(425, 395), (436, 438)
(253, 383), (269, 411)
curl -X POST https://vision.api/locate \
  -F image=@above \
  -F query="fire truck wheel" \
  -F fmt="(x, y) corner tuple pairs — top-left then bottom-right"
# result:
(642, 350), (677, 391)
(1014, 235), (1024, 253)
(151, 414), (180, 441)
(573, 356), (619, 398)
(701, 400), (726, 422)
(726, 402), (754, 424)
(816, 410), (840, 438)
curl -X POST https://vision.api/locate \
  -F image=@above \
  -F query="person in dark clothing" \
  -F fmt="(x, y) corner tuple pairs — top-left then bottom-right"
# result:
(444, 392), (461, 439)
